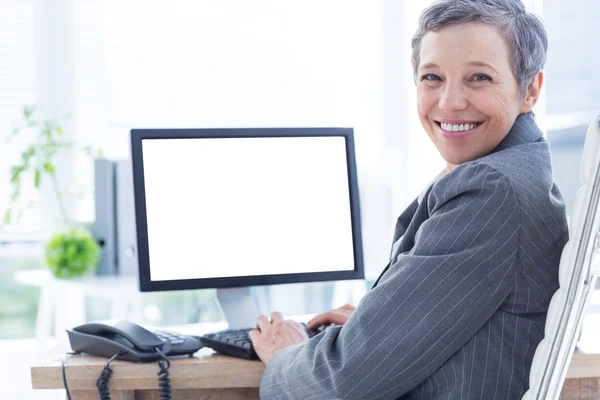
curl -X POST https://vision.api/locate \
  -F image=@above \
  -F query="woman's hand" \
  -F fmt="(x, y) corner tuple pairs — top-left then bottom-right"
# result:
(249, 311), (309, 365)
(306, 303), (356, 330)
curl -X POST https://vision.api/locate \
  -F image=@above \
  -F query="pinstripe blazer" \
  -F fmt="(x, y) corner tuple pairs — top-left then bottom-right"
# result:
(259, 112), (569, 400)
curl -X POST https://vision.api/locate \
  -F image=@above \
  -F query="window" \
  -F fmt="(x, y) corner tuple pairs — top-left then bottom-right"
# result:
(73, 0), (389, 279)
(68, 0), (385, 326)
(0, 0), (387, 339)
(542, 0), (600, 215)
(0, 0), (40, 241)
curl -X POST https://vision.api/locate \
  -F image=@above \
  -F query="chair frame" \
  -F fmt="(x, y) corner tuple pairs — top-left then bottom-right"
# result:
(530, 117), (600, 399)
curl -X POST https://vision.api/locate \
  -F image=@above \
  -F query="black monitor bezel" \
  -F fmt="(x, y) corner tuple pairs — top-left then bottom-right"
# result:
(130, 127), (364, 292)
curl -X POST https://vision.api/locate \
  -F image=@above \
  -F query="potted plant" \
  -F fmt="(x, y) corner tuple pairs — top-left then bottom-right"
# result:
(3, 105), (102, 278)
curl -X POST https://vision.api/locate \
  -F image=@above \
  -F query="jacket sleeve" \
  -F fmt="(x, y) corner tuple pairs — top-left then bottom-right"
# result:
(259, 162), (521, 399)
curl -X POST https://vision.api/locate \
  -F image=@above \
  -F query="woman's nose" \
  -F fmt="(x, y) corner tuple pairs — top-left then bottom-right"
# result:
(438, 83), (468, 112)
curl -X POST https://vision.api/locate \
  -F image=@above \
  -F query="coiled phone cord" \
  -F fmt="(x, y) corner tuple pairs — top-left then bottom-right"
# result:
(96, 352), (122, 400)
(155, 346), (172, 400)
(62, 349), (172, 400)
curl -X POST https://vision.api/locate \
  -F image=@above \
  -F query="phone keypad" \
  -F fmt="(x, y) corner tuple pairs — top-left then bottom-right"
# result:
(153, 330), (187, 345)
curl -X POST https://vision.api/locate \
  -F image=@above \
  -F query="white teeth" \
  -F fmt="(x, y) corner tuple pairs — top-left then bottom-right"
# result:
(440, 122), (478, 132)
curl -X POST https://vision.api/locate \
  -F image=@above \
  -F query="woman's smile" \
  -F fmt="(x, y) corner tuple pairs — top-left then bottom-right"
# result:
(433, 119), (485, 139)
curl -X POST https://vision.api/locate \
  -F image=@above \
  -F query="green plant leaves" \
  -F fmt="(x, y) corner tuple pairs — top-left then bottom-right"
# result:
(43, 162), (55, 174)
(81, 145), (103, 158)
(21, 146), (35, 161)
(42, 124), (52, 139)
(10, 165), (25, 183)
(10, 187), (20, 201)
(3, 210), (11, 224)
(23, 105), (35, 119)
(4, 105), (104, 226)
(34, 169), (41, 188)
(45, 227), (100, 278)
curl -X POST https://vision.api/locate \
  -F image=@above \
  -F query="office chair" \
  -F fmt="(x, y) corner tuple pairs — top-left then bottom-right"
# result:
(522, 115), (600, 400)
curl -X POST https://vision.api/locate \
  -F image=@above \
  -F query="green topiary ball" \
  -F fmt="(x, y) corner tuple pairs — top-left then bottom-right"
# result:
(45, 227), (100, 278)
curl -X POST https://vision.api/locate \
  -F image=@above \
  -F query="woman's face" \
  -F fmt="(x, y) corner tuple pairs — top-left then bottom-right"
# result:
(416, 22), (540, 168)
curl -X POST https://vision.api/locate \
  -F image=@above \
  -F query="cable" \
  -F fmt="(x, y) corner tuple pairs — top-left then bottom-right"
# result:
(62, 349), (172, 400)
(155, 346), (172, 400)
(96, 352), (122, 400)
(61, 355), (72, 400)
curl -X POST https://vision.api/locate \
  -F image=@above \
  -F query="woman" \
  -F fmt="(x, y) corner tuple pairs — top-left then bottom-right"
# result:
(250, 0), (569, 398)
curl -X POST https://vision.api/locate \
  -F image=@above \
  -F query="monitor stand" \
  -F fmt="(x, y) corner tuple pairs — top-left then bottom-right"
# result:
(216, 287), (264, 329)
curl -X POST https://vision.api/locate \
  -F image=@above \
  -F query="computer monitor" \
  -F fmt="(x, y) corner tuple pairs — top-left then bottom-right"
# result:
(130, 128), (364, 328)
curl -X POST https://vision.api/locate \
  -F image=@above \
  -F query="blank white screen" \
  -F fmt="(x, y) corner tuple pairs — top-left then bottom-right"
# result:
(142, 136), (355, 281)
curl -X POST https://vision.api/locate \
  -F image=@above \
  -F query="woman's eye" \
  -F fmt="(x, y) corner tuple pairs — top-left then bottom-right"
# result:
(421, 74), (441, 81)
(472, 74), (491, 82)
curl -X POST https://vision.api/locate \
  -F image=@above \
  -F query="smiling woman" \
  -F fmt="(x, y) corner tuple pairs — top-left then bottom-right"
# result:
(414, 17), (545, 168)
(253, 1), (570, 399)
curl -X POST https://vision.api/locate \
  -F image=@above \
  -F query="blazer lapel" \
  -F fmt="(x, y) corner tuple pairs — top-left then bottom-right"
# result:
(392, 198), (419, 245)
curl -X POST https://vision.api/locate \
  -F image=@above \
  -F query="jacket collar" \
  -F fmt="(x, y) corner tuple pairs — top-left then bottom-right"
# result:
(492, 112), (544, 153)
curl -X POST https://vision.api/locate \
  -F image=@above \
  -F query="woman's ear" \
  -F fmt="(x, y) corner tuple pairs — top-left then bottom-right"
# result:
(519, 72), (544, 113)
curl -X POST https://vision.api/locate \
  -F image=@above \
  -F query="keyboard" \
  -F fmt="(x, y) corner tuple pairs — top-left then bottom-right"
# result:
(200, 322), (324, 360)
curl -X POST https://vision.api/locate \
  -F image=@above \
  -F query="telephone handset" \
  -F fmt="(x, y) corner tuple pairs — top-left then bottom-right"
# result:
(67, 320), (203, 362)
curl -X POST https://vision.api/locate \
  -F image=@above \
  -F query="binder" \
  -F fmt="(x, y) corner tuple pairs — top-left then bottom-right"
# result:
(115, 159), (138, 277)
(92, 158), (118, 275)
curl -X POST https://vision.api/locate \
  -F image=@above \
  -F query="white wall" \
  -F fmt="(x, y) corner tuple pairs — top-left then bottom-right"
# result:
(65, 0), (393, 278)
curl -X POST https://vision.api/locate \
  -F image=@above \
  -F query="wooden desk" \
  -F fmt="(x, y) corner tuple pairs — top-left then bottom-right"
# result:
(31, 346), (600, 399)
(32, 346), (265, 399)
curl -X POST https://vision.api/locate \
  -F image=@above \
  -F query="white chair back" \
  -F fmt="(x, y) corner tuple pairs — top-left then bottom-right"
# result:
(522, 115), (600, 399)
